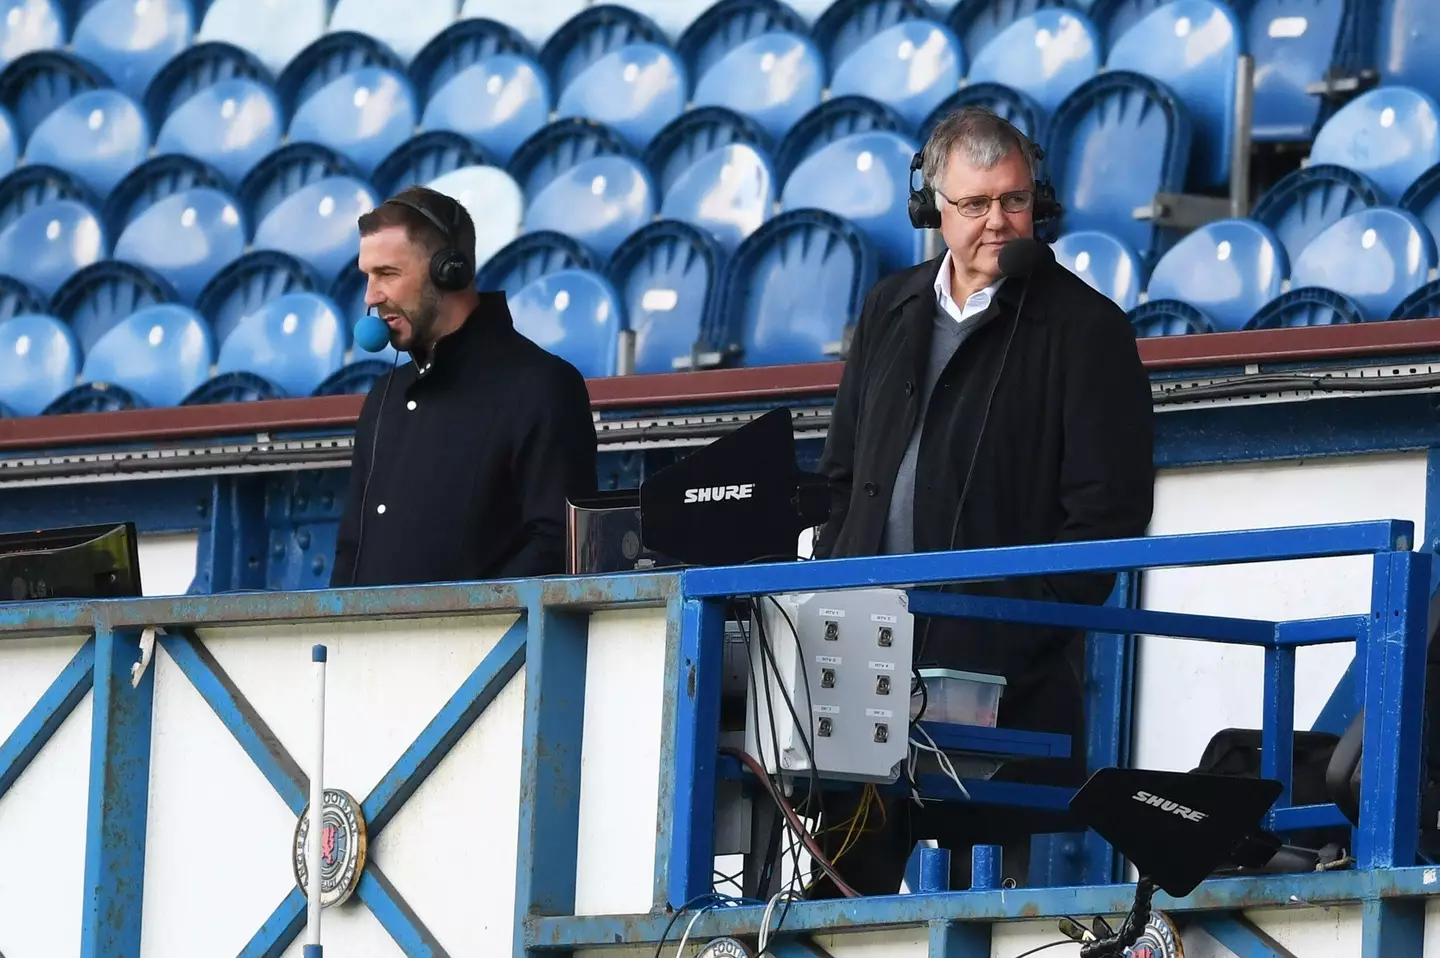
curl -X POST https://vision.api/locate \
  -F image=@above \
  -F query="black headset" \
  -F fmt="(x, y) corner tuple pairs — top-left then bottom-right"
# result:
(383, 194), (475, 292)
(907, 122), (1064, 244)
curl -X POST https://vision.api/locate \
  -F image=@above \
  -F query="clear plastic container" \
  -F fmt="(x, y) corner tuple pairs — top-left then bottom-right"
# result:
(910, 668), (1006, 727)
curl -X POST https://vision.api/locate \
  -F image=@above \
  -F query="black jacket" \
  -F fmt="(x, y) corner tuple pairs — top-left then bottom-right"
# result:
(814, 253), (1155, 769)
(331, 294), (598, 587)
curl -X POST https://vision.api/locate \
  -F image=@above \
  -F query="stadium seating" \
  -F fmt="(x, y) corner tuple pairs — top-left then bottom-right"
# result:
(287, 65), (418, 176)
(206, 292), (348, 399)
(328, 0), (456, 63)
(827, 17), (964, 129)
(1106, 0), (1241, 190)
(1051, 230), (1143, 311)
(52, 260), (175, 356)
(476, 230), (599, 297)
(24, 89), (151, 198)
(1375, 0), (1439, 96)
(1140, 219), (1289, 333)
(461, 0), (586, 48)
(646, 107), (774, 253)
(509, 267), (625, 378)
(1247, 285), (1366, 329)
(0, 313), (77, 416)
(1306, 86), (1440, 202)
(608, 220), (726, 374)
(554, 41), (688, 149)
(71, 0), (193, 102)
(1252, 163), (1382, 264)
(1403, 163), (1440, 251)
(1245, 0), (1351, 142)
(252, 175), (378, 286)
(197, 0), (327, 76)
(922, 84), (1045, 144)
(949, 0), (1068, 64)
(1281, 207), (1437, 320)
(155, 78), (284, 186)
(0, 198), (106, 299)
(1128, 300), (1214, 338)
(200, 250), (322, 347)
(967, 8), (1100, 116)
(113, 187), (249, 305)
(46, 303), (213, 413)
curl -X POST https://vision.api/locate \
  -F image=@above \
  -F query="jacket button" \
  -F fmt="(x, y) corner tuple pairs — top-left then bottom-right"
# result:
(864, 481), (878, 497)
(904, 381), (914, 396)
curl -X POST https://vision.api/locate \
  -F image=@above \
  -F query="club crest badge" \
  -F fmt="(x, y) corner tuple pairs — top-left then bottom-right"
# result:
(1125, 910), (1184, 958)
(293, 788), (367, 907)
(697, 938), (753, 958)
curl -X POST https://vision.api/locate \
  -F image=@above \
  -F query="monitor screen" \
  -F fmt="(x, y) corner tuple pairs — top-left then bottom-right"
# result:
(0, 522), (143, 602)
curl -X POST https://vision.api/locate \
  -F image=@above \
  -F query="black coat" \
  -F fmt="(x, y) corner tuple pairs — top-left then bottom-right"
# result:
(814, 254), (1155, 780)
(331, 294), (598, 587)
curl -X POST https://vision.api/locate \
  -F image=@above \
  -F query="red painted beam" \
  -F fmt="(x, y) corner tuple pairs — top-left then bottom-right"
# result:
(4, 318), (1440, 452)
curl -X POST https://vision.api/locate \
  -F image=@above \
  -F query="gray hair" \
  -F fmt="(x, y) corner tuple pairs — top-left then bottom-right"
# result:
(922, 107), (1038, 193)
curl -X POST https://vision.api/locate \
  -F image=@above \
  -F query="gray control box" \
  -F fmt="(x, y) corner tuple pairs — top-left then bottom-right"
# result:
(744, 587), (915, 783)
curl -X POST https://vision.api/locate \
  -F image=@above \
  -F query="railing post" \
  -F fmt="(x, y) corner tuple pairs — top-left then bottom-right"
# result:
(1356, 549), (1432, 868)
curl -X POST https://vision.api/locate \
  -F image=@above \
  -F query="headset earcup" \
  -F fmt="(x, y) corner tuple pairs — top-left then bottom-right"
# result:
(908, 188), (941, 231)
(430, 250), (472, 291)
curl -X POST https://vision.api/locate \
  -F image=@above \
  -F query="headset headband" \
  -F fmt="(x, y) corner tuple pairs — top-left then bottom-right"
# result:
(384, 195), (459, 244)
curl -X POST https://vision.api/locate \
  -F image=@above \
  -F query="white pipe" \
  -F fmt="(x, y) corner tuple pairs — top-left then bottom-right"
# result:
(305, 643), (328, 957)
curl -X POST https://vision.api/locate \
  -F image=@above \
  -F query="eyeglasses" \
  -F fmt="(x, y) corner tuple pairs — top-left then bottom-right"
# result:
(935, 189), (1034, 218)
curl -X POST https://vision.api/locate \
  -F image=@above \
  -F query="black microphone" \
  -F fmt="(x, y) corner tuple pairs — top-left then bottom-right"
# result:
(998, 236), (1055, 278)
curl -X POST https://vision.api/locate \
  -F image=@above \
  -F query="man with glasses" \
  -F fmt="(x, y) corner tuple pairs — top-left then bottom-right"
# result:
(810, 108), (1155, 895)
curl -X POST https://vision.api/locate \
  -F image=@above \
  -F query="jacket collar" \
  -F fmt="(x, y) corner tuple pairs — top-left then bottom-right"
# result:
(413, 291), (513, 378)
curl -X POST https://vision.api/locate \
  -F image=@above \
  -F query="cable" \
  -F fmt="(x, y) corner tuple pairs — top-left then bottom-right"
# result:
(348, 343), (401, 585)
(757, 890), (803, 954)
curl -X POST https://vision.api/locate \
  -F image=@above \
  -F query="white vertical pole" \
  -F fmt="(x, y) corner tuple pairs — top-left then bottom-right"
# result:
(305, 643), (328, 958)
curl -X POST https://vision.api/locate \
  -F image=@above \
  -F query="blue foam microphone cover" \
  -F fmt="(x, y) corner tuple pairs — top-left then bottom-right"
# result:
(354, 312), (391, 353)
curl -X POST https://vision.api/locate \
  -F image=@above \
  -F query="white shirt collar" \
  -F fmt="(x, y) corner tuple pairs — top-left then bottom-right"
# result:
(933, 250), (1002, 325)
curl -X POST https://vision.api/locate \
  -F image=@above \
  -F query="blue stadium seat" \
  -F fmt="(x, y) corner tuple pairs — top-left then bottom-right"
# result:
(1308, 86), (1440, 202)
(237, 142), (360, 227)
(48, 303), (213, 412)
(608, 220), (725, 374)
(525, 152), (656, 260)
(275, 30), (406, 116)
(0, 164), (98, 234)
(287, 65), (418, 175)
(781, 129), (922, 272)
(689, 30), (823, 143)
(1048, 71), (1192, 266)
(0, 0), (64, 72)
(554, 41), (687, 149)
(0, 50), (110, 141)
(1287, 207), (1437, 320)
(1402, 163), (1440, 257)
(1247, 285), (1365, 329)
(1245, 0), (1350, 142)
(1252, 163), (1382, 264)
(1128, 300), (1215, 338)
(476, 230), (598, 296)
(509, 268), (624, 378)
(25, 89), (152, 198)
(460, 0), (586, 48)
(622, 0), (714, 40)
(1142, 219), (1289, 332)
(156, 78), (283, 185)
(197, 0), (327, 76)
(946, 0), (1067, 64)
(210, 291), (348, 398)
(51, 259), (175, 354)
(71, 0), (193, 102)
(773, 95), (907, 189)
(0, 313), (77, 416)
(1375, 0), (1439, 96)
(829, 18), (964, 129)
(114, 188), (248, 304)
(645, 107), (771, 197)
(252, 175), (378, 285)
(507, 116), (632, 197)
(968, 9), (1100, 116)
(1393, 278), (1440, 322)
(920, 84), (1046, 144)
(0, 104), (17, 179)
(424, 164), (525, 273)
(1087, 0), (1171, 51)
(645, 107), (774, 251)
(540, 5), (668, 100)
(716, 208), (878, 367)
(0, 198), (106, 299)
(371, 131), (489, 200)
(414, 19), (550, 164)
(199, 249), (321, 346)
(0, 271), (47, 321)
(143, 40), (275, 126)
(677, 0), (808, 84)
(1052, 230), (1143, 311)
(814, 0), (932, 74)
(328, 0), (457, 63)
(313, 357), (403, 395)
(1106, 0), (1241, 190)
(104, 155), (230, 240)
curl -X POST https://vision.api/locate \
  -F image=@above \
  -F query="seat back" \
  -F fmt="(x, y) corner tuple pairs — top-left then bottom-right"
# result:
(199, 249), (322, 347)
(1052, 230), (1144, 311)
(1247, 286), (1365, 329)
(0, 164), (99, 234)
(72, 0), (193, 101)
(143, 39), (274, 125)
(773, 95), (906, 184)
(608, 220), (725, 374)
(781, 128), (924, 273)
(156, 77), (283, 185)
(419, 51), (550, 164)
(1402, 163), (1440, 258)
(1252, 163), (1382, 264)
(1145, 219), (1289, 332)
(1048, 71), (1192, 266)
(554, 41), (688, 149)
(0, 198), (107, 299)
(968, 8), (1100, 116)
(663, 142), (775, 253)
(1107, 0), (1241, 190)
(920, 84), (1046, 145)
(237, 142), (359, 227)
(717, 208), (877, 367)
(1375, 0), (1440, 95)
(275, 29), (405, 115)
(1245, 0), (1350, 142)
(106, 155), (230, 241)
(0, 313), (77, 416)
(829, 19), (964, 128)
(1310, 86), (1440, 202)
(425, 164), (525, 273)
(52, 259), (175, 355)
(677, 0), (808, 86)
(216, 291), (348, 397)
(525, 154), (656, 259)
(1087, 0), (1172, 51)
(198, 0), (327, 75)
(1393, 278), (1440, 322)
(509, 267), (624, 378)
(80, 302), (215, 407)
(506, 116), (632, 198)
(253, 175), (378, 285)
(24, 89), (151, 198)
(814, 0), (934, 75)
(690, 31), (824, 143)
(115, 187), (249, 305)
(475, 230), (598, 297)
(0, 0), (64, 72)
(371, 130), (489, 200)
(644, 106), (771, 197)
(287, 65), (418, 175)
(327, 0), (457, 63)
(0, 50), (109, 141)
(1290, 207), (1437, 320)
(539, 4), (668, 97)
(1128, 299), (1214, 338)
(947, 0), (1068, 65)
(460, 0), (585, 48)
